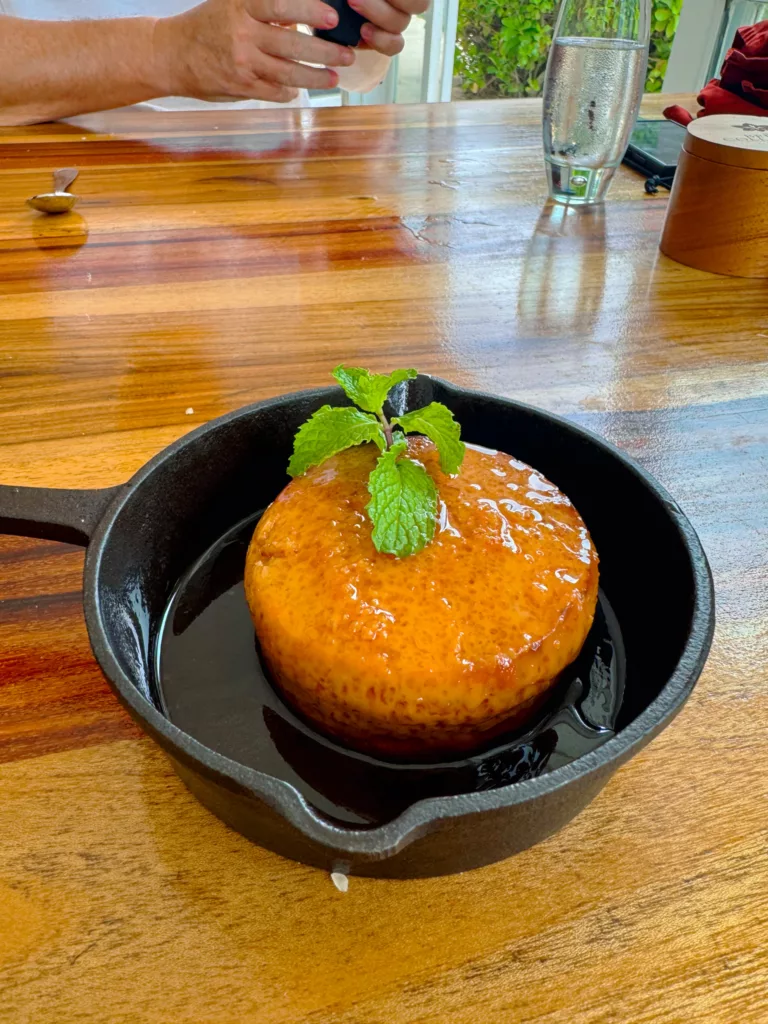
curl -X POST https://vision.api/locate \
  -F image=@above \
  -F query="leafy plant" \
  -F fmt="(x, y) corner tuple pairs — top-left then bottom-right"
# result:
(454, 0), (683, 97)
(455, 0), (558, 97)
(646, 0), (682, 92)
(288, 366), (465, 558)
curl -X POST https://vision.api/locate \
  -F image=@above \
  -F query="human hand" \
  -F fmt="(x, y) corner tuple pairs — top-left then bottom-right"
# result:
(346, 0), (429, 57)
(155, 0), (356, 103)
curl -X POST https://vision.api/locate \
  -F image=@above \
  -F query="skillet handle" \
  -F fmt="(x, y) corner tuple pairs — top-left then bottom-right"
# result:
(0, 485), (124, 547)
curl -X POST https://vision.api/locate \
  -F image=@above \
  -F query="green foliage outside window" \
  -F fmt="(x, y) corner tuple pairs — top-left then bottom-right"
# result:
(454, 0), (683, 97)
(646, 0), (682, 91)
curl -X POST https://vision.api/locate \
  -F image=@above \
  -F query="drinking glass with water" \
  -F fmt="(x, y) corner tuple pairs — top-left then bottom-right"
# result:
(543, 0), (651, 204)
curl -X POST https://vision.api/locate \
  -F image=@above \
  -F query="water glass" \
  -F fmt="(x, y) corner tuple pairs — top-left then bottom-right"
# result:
(542, 0), (651, 205)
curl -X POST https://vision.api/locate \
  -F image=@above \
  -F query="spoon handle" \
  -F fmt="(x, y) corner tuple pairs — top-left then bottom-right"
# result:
(53, 167), (79, 192)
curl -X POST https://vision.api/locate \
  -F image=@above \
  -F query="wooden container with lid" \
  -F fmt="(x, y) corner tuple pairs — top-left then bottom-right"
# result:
(660, 114), (768, 278)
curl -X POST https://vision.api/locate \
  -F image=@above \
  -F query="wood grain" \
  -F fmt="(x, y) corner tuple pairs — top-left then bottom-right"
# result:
(0, 96), (766, 1023)
(661, 147), (768, 278)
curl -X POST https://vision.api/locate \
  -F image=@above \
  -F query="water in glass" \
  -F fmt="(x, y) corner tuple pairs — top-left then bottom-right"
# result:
(543, 0), (650, 204)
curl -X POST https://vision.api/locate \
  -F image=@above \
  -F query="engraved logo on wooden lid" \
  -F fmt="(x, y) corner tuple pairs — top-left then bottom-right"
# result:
(685, 114), (768, 169)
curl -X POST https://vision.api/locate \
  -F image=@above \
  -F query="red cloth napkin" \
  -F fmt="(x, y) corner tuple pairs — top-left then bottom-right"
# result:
(664, 19), (768, 125)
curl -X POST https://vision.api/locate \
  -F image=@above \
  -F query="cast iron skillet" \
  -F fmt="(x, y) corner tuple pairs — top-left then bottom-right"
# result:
(0, 377), (714, 877)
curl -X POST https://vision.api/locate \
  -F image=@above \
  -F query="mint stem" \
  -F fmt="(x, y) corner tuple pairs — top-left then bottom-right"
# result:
(378, 411), (394, 449)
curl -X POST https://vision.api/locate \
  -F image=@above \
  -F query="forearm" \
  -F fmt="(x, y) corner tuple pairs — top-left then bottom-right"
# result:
(0, 15), (171, 126)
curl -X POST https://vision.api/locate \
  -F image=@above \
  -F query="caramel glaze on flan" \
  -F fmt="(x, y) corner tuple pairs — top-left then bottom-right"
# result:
(245, 437), (599, 759)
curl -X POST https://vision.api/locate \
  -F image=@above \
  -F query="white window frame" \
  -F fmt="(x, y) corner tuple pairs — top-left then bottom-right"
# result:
(342, 0), (459, 104)
(346, 0), (739, 105)
(664, 0), (728, 91)
(420, 0), (460, 101)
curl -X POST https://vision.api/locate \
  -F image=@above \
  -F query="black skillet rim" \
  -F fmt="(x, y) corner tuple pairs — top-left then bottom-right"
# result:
(82, 378), (715, 860)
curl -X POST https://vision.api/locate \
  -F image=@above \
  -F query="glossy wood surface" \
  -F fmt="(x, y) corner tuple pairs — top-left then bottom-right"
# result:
(1, 96), (767, 1023)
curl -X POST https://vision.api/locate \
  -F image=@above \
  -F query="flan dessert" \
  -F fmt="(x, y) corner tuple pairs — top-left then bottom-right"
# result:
(245, 436), (598, 758)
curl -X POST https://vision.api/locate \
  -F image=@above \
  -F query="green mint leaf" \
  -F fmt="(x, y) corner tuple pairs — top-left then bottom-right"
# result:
(366, 440), (437, 557)
(288, 405), (385, 478)
(333, 365), (418, 415)
(392, 402), (465, 475)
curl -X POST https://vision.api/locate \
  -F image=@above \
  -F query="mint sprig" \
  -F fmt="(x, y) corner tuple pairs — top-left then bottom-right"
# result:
(366, 439), (437, 557)
(287, 405), (385, 478)
(393, 402), (465, 475)
(288, 365), (465, 557)
(332, 366), (418, 415)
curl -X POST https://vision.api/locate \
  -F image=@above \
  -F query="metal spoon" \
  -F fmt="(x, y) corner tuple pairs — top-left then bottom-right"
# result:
(27, 168), (79, 214)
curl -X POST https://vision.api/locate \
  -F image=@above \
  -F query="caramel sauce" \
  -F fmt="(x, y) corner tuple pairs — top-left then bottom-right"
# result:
(156, 514), (624, 828)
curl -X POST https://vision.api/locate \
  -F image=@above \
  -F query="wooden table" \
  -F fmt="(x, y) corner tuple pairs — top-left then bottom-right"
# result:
(1, 96), (766, 1023)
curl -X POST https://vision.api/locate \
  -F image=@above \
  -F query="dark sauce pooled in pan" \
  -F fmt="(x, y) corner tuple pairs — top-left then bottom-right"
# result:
(155, 515), (625, 828)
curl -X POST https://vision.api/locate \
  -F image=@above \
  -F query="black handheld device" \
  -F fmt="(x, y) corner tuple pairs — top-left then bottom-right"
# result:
(623, 119), (687, 191)
(314, 0), (364, 46)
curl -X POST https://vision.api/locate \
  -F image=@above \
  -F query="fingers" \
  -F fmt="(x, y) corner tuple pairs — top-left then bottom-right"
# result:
(233, 79), (301, 103)
(249, 0), (341, 29)
(258, 52), (341, 88)
(359, 23), (405, 55)
(260, 23), (354, 67)
(368, 0), (428, 14)
(258, 81), (300, 102)
(349, 0), (409, 34)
